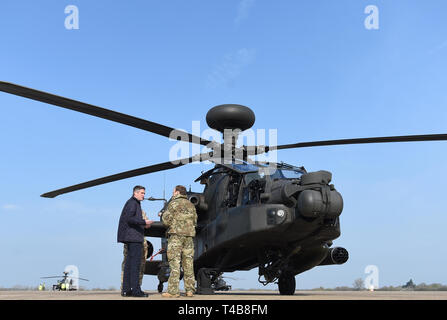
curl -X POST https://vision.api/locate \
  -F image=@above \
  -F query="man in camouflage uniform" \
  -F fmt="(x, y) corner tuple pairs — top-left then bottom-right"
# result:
(161, 185), (197, 298)
(120, 210), (149, 294)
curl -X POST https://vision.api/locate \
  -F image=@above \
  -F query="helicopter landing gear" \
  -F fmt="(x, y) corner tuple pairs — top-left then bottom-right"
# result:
(196, 268), (217, 295)
(278, 272), (296, 295)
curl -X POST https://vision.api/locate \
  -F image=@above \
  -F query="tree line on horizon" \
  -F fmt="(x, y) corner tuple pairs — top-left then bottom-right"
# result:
(307, 278), (447, 291)
(2, 279), (447, 291)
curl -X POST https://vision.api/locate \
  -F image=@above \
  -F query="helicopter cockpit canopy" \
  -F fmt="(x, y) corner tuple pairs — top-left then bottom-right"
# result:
(194, 160), (307, 185)
(261, 162), (307, 180)
(194, 161), (257, 183)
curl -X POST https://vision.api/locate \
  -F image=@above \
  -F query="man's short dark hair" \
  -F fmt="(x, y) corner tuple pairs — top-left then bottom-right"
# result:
(133, 185), (145, 193)
(175, 185), (187, 195)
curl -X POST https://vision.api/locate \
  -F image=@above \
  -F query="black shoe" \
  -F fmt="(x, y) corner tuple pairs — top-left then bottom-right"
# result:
(121, 290), (132, 297)
(131, 291), (148, 298)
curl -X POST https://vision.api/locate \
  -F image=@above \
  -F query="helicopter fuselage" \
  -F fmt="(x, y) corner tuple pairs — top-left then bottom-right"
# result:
(145, 162), (348, 286)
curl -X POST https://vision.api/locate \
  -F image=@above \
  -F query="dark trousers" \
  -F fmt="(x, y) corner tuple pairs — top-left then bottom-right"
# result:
(122, 242), (143, 293)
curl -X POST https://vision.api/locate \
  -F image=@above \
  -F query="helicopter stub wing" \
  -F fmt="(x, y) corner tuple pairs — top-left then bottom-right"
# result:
(144, 260), (163, 275)
(144, 221), (167, 238)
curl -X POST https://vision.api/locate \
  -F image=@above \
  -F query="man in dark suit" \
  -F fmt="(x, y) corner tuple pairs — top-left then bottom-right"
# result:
(117, 185), (153, 297)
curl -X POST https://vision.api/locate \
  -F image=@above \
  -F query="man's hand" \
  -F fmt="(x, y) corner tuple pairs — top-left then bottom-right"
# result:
(159, 208), (168, 217)
(144, 219), (154, 228)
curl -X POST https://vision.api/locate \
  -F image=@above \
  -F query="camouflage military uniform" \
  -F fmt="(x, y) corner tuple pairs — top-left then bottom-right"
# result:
(162, 194), (197, 295)
(120, 210), (149, 291)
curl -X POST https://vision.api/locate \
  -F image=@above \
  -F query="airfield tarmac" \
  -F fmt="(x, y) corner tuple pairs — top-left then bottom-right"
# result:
(1, 290), (447, 300)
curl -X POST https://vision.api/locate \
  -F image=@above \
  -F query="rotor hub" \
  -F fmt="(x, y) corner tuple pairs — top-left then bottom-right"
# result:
(206, 104), (255, 133)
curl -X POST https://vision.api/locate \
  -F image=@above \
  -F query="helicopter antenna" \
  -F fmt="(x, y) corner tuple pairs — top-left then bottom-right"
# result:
(163, 173), (166, 200)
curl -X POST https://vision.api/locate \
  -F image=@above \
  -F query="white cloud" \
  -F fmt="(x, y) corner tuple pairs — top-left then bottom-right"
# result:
(1, 204), (20, 211)
(206, 48), (256, 88)
(428, 40), (447, 55)
(41, 200), (116, 217)
(235, 0), (256, 26)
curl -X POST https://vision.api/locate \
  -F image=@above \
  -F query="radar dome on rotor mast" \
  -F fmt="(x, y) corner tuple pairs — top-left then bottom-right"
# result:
(206, 104), (255, 133)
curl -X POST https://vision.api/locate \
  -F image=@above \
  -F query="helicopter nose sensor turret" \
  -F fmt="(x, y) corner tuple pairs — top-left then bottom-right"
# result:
(206, 104), (255, 133)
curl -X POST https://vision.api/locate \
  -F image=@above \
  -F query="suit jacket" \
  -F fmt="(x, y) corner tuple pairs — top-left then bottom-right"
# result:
(117, 196), (146, 243)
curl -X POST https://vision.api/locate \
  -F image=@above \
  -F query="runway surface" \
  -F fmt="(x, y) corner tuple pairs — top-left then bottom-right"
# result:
(1, 290), (447, 300)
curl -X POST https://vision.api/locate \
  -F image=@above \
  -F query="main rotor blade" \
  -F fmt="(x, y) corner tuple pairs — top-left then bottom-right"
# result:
(0, 81), (213, 146)
(246, 133), (447, 155)
(41, 152), (212, 198)
(73, 277), (89, 281)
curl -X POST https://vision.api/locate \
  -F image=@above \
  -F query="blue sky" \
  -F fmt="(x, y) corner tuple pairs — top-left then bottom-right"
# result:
(1, 0), (447, 290)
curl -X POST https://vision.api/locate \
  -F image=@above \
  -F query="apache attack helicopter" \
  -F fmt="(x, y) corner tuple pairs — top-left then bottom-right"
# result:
(41, 271), (89, 291)
(2, 81), (447, 295)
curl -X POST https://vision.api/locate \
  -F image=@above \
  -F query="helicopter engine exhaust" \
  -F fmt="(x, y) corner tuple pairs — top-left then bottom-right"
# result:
(318, 247), (349, 266)
(297, 171), (343, 218)
(266, 170), (343, 218)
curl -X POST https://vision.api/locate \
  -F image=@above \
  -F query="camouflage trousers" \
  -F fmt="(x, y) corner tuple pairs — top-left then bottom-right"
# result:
(120, 240), (148, 291)
(167, 234), (195, 295)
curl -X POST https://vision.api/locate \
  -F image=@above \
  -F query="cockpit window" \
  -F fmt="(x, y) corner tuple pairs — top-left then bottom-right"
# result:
(244, 171), (264, 185)
(256, 166), (303, 180)
(227, 163), (259, 173)
(278, 169), (304, 179)
(196, 161), (305, 184)
(258, 167), (282, 179)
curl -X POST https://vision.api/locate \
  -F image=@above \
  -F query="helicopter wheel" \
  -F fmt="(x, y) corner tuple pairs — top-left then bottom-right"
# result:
(278, 273), (296, 295)
(146, 240), (154, 259)
(157, 282), (163, 293)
